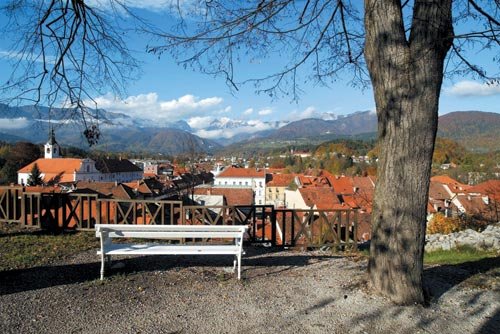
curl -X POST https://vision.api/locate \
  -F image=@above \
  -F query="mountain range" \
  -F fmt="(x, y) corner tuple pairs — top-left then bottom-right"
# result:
(0, 103), (498, 154)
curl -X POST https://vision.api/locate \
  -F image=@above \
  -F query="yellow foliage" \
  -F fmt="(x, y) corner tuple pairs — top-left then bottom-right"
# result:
(427, 213), (463, 234)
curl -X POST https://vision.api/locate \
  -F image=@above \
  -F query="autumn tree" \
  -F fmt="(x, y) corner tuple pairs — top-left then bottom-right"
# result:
(1, 1), (499, 304)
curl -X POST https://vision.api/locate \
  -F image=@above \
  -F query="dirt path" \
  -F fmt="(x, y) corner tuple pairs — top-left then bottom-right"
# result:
(1, 247), (498, 334)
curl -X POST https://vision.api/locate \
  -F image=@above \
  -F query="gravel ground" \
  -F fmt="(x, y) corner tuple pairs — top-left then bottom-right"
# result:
(1, 247), (499, 334)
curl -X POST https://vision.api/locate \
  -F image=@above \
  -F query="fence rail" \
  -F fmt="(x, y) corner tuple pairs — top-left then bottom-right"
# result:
(0, 187), (358, 249)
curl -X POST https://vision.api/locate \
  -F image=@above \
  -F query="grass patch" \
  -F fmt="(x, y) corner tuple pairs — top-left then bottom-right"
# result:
(424, 246), (499, 265)
(0, 230), (98, 271)
(353, 246), (499, 266)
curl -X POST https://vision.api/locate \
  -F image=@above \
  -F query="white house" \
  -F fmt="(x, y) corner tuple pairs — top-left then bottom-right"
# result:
(214, 166), (267, 205)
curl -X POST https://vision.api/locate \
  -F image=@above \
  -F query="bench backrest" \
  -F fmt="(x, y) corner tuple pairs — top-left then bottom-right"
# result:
(95, 224), (248, 240)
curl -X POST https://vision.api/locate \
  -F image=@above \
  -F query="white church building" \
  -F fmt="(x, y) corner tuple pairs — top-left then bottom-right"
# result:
(18, 130), (143, 185)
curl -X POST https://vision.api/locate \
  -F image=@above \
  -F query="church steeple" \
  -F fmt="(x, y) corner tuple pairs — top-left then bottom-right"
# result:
(45, 128), (61, 159)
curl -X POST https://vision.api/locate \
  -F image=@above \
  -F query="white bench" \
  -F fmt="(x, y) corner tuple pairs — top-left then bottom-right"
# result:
(95, 224), (248, 280)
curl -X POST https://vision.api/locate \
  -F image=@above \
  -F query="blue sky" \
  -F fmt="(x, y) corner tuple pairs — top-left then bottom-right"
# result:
(0, 1), (499, 139)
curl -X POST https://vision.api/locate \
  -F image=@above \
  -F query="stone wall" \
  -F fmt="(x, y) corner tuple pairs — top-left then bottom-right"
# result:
(425, 223), (500, 252)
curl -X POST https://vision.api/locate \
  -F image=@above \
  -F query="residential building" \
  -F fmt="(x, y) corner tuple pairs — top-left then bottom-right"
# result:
(214, 166), (266, 204)
(265, 173), (296, 207)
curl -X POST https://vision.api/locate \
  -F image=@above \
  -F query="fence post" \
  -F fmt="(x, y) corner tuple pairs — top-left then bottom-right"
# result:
(271, 207), (276, 247)
(96, 198), (101, 225)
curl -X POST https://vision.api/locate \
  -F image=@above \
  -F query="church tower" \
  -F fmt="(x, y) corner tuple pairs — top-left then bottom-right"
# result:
(44, 128), (61, 159)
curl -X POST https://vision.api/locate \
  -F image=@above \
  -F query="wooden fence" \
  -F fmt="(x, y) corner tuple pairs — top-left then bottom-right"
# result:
(0, 187), (358, 249)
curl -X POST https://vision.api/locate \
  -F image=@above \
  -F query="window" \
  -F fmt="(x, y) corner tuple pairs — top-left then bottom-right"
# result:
(233, 181), (236, 185)
(259, 181), (262, 187)
(245, 181), (248, 186)
(239, 181), (242, 185)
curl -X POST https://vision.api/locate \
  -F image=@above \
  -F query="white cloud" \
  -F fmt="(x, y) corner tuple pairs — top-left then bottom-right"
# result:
(258, 108), (273, 116)
(86, 0), (171, 11)
(87, 0), (202, 15)
(215, 106), (232, 114)
(188, 116), (214, 129)
(0, 117), (30, 129)
(300, 106), (317, 118)
(445, 80), (500, 97)
(0, 49), (55, 64)
(89, 92), (224, 123)
(243, 108), (254, 115)
(287, 106), (321, 120)
(160, 94), (223, 112)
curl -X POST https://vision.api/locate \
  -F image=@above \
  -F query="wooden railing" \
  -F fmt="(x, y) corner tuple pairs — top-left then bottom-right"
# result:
(0, 188), (359, 249)
(275, 209), (358, 250)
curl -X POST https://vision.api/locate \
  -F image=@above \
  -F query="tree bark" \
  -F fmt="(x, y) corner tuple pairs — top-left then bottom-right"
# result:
(364, 0), (453, 304)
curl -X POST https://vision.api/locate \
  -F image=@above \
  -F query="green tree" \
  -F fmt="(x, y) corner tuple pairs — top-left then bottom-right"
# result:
(0, 142), (41, 184)
(27, 163), (43, 186)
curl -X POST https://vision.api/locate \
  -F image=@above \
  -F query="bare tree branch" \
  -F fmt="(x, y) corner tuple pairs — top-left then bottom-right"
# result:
(0, 0), (140, 145)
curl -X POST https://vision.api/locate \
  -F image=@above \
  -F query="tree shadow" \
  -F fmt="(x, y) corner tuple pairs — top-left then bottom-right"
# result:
(476, 307), (500, 334)
(0, 247), (338, 295)
(423, 256), (500, 301)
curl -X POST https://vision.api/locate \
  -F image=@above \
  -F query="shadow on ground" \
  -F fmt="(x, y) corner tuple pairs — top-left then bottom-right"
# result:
(423, 256), (500, 300)
(0, 246), (339, 295)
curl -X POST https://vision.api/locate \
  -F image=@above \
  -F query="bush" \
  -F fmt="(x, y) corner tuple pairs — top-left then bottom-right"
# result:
(427, 213), (462, 234)
(427, 213), (489, 235)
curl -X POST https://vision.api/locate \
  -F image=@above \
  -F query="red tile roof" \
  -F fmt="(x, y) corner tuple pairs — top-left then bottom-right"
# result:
(431, 175), (470, 192)
(467, 180), (500, 202)
(298, 188), (344, 210)
(71, 181), (132, 199)
(266, 173), (295, 187)
(24, 186), (64, 193)
(330, 176), (354, 194)
(297, 175), (331, 188)
(428, 182), (450, 200)
(18, 158), (83, 183)
(18, 158), (82, 173)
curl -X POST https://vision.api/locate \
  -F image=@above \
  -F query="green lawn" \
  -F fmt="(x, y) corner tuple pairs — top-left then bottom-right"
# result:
(0, 229), (98, 271)
(357, 246), (499, 265)
(423, 246), (499, 265)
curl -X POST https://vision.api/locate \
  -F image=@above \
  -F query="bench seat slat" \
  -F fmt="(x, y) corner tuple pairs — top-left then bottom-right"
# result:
(96, 224), (247, 234)
(98, 243), (240, 255)
(103, 231), (244, 239)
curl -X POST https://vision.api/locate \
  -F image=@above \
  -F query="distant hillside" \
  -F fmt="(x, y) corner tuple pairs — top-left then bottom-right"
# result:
(222, 110), (500, 154)
(0, 132), (27, 143)
(438, 111), (500, 152)
(270, 111), (377, 139)
(75, 127), (221, 156)
(219, 111), (378, 154)
(0, 103), (220, 155)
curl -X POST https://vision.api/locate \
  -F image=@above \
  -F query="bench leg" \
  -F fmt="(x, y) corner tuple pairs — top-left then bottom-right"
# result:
(237, 254), (242, 280)
(100, 255), (105, 280)
(233, 256), (237, 273)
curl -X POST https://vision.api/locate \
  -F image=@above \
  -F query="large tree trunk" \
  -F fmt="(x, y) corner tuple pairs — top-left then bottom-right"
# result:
(364, 0), (453, 304)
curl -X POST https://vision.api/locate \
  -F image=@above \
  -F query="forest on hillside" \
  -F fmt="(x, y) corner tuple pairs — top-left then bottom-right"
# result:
(265, 138), (500, 184)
